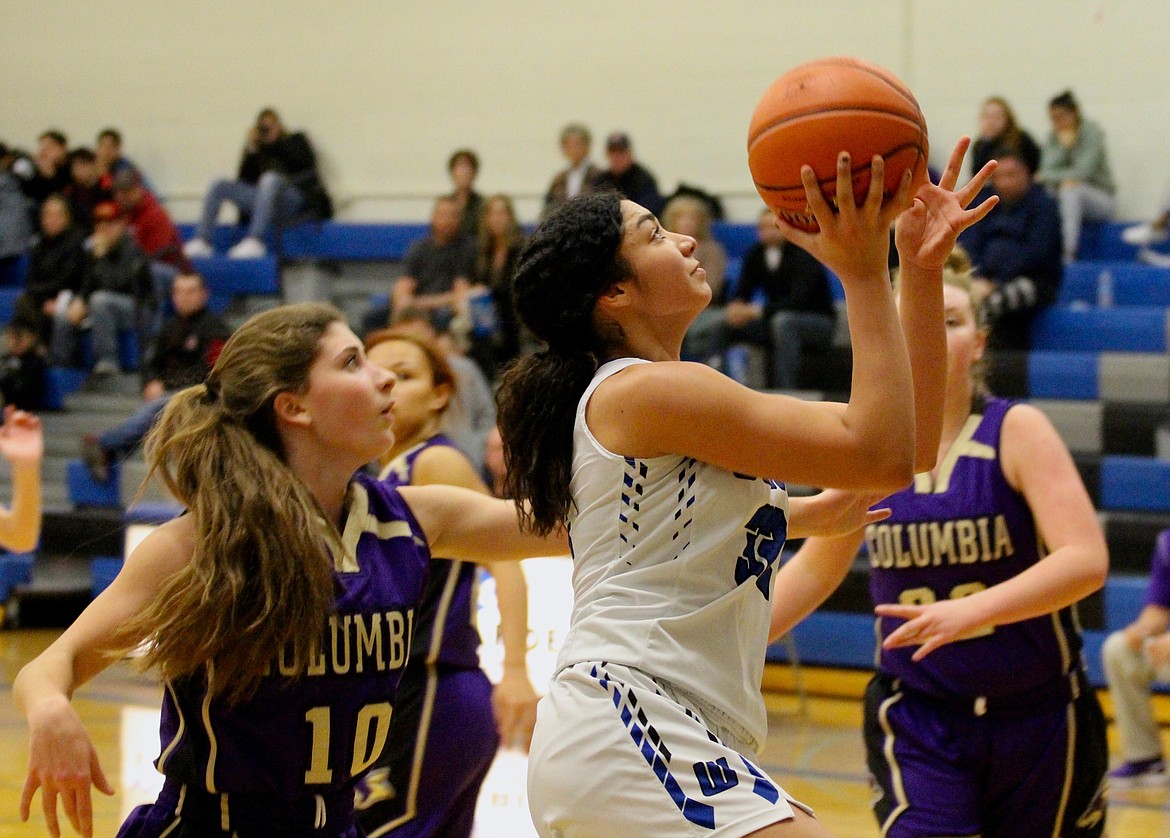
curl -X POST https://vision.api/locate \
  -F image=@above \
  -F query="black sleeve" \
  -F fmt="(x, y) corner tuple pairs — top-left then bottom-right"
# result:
(237, 149), (266, 183)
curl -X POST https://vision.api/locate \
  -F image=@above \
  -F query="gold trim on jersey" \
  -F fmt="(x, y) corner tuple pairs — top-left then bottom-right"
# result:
(913, 414), (996, 495)
(877, 689), (909, 838)
(364, 561), (463, 836)
(156, 680), (186, 773)
(1051, 704), (1076, 838)
(333, 482), (415, 573)
(203, 663), (219, 793)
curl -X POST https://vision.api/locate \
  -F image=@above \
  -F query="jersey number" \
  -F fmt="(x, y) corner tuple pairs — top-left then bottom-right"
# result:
(898, 582), (995, 640)
(304, 703), (394, 784)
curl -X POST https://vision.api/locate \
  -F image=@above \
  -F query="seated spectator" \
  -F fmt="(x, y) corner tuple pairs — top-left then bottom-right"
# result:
(469, 193), (525, 378)
(0, 143), (33, 281)
(17, 130), (70, 212)
(663, 193), (727, 298)
(970, 96), (1041, 176)
(373, 308), (496, 471)
(685, 208), (834, 390)
(957, 146), (1062, 351)
(364, 195), (475, 334)
(62, 147), (112, 232)
(95, 127), (154, 194)
(81, 272), (230, 482)
(594, 132), (663, 216)
(51, 201), (153, 374)
(1036, 90), (1115, 261)
(448, 148), (484, 239)
(0, 322), (47, 412)
(1102, 528), (1170, 787)
(14, 194), (86, 347)
(113, 168), (190, 330)
(182, 107), (332, 259)
(542, 123), (602, 216)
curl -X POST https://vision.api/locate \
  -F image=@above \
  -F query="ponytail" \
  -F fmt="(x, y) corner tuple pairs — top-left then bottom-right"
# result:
(497, 193), (628, 534)
(114, 303), (344, 704)
(498, 349), (598, 535)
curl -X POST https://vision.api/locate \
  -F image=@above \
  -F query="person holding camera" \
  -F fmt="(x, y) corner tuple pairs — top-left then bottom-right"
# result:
(182, 107), (331, 260)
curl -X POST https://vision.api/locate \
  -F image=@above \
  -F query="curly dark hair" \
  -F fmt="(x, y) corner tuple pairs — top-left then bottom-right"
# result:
(496, 192), (631, 534)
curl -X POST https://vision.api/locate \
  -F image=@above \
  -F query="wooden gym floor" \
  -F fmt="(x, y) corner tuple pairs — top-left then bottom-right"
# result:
(1, 630), (1167, 837)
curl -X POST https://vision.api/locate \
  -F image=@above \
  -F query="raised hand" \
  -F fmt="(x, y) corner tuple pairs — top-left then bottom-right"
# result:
(777, 152), (915, 285)
(0, 407), (43, 468)
(895, 136), (999, 272)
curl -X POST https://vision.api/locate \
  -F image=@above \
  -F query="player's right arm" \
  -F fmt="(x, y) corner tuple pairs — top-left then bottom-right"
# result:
(14, 515), (195, 838)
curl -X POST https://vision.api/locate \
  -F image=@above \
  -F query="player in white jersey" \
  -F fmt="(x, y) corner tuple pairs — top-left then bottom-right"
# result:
(496, 141), (997, 838)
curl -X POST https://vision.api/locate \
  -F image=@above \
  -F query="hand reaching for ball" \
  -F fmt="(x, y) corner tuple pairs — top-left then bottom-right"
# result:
(894, 136), (999, 273)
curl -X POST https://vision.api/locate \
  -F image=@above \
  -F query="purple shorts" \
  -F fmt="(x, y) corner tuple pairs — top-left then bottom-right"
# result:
(354, 663), (499, 838)
(863, 672), (1107, 838)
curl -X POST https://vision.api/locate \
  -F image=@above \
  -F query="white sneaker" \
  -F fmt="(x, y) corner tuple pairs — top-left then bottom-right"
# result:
(92, 359), (120, 377)
(1138, 248), (1170, 268)
(1122, 223), (1170, 246)
(227, 237), (267, 259)
(182, 237), (214, 258)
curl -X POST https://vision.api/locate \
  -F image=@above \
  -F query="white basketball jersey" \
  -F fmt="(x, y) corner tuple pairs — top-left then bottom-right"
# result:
(556, 357), (790, 750)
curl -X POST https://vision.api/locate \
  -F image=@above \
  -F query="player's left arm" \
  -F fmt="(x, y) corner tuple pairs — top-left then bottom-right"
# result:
(878, 403), (1107, 660)
(399, 484), (569, 565)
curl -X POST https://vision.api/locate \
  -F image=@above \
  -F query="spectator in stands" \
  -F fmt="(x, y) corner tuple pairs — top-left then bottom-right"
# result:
(542, 123), (602, 216)
(685, 208), (834, 389)
(1102, 527), (1170, 786)
(182, 107), (332, 259)
(378, 309), (496, 471)
(62, 147), (111, 233)
(469, 193), (525, 377)
(594, 131), (663, 216)
(81, 272), (230, 482)
(0, 143), (33, 282)
(113, 168), (190, 332)
(0, 322), (47, 412)
(18, 130), (70, 211)
(51, 200), (153, 374)
(365, 195), (475, 334)
(94, 127), (153, 194)
(1036, 90), (1115, 262)
(14, 194), (86, 347)
(447, 148), (484, 239)
(671, 193), (730, 365)
(663, 193), (727, 301)
(970, 96), (1041, 177)
(958, 146), (1063, 351)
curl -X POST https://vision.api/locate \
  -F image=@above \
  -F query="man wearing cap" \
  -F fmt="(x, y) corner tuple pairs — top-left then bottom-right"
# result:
(956, 144), (1063, 351)
(51, 201), (153, 375)
(595, 131), (664, 216)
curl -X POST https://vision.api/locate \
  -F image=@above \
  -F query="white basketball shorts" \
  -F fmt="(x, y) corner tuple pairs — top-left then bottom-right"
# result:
(527, 661), (812, 837)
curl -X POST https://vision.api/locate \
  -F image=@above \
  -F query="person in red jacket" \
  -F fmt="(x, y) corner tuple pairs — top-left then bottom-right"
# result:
(113, 169), (191, 335)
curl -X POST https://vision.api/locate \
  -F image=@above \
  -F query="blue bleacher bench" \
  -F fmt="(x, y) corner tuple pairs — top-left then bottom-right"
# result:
(67, 459), (121, 508)
(1031, 307), (1168, 353)
(1061, 261), (1170, 307)
(1101, 456), (1170, 512)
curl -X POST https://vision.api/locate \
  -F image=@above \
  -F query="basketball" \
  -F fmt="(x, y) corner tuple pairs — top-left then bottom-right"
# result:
(747, 56), (929, 232)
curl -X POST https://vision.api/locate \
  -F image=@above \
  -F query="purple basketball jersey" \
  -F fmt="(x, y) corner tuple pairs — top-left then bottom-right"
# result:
(1143, 527), (1170, 609)
(154, 472), (431, 803)
(866, 397), (1084, 700)
(379, 435), (481, 669)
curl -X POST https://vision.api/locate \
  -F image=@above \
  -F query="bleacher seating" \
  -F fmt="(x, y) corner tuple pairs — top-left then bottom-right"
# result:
(7, 216), (1170, 698)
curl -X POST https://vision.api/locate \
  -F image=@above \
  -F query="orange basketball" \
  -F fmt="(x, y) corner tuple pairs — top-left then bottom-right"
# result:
(747, 56), (929, 232)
